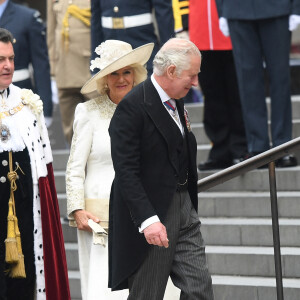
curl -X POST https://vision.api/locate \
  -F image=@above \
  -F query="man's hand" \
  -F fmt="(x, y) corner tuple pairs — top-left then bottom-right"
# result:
(73, 209), (100, 232)
(143, 222), (169, 248)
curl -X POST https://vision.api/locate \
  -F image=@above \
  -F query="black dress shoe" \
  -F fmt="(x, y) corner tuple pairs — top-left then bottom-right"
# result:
(198, 159), (231, 171)
(276, 154), (298, 168)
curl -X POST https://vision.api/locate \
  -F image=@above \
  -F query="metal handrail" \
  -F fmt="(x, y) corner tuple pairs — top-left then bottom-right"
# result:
(197, 136), (300, 300)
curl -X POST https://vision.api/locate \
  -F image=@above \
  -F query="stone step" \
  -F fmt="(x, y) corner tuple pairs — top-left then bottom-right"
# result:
(61, 218), (77, 243)
(52, 149), (69, 171)
(197, 144), (214, 164)
(198, 167), (300, 192)
(196, 145), (300, 168)
(65, 243), (79, 271)
(211, 275), (300, 300)
(192, 119), (300, 147)
(48, 103), (68, 150)
(51, 118), (300, 170)
(68, 270), (82, 300)
(56, 179), (300, 220)
(65, 243), (300, 279)
(54, 170), (66, 194)
(206, 246), (300, 278)
(185, 96), (300, 124)
(68, 270), (300, 300)
(53, 96), (300, 299)
(69, 267), (300, 299)
(51, 137), (300, 171)
(58, 193), (67, 216)
(198, 191), (300, 218)
(201, 217), (300, 247)
(53, 157), (300, 194)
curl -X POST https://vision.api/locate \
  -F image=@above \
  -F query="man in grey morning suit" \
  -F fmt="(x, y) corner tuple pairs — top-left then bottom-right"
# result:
(216, 0), (300, 167)
(108, 38), (214, 299)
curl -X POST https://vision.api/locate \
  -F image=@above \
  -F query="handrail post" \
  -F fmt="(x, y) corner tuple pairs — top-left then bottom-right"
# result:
(268, 161), (284, 300)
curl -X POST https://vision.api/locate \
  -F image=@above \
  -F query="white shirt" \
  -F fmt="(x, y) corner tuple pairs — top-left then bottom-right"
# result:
(151, 74), (184, 135)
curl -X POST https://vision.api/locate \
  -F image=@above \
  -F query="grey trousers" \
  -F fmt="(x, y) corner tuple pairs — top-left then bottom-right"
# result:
(128, 191), (214, 300)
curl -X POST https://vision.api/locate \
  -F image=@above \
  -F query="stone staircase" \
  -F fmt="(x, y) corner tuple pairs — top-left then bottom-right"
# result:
(51, 96), (300, 299)
(189, 97), (300, 300)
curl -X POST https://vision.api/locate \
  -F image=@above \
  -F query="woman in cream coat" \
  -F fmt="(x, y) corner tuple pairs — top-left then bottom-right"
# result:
(66, 40), (154, 299)
(66, 39), (181, 299)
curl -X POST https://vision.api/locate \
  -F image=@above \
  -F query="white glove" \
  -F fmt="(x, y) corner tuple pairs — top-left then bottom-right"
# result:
(219, 17), (230, 37)
(51, 78), (59, 104)
(289, 14), (300, 31)
(44, 116), (53, 128)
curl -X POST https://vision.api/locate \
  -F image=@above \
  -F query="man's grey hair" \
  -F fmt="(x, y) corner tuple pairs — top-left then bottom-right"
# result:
(153, 38), (201, 76)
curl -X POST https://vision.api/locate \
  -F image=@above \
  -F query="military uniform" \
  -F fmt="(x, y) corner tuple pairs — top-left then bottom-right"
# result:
(172, 0), (189, 33)
(91, 0), (175, 74)
(0, 0), (52, 118)
(189, 0), (247, 169)
(216, 0), (300, 156)
(47, 0), (91, 144)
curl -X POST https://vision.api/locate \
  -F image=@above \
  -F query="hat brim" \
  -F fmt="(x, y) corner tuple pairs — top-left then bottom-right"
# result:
(81, 43), (154, 95)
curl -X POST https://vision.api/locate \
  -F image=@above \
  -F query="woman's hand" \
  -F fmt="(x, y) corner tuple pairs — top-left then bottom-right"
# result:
(73, 209), (100, 232)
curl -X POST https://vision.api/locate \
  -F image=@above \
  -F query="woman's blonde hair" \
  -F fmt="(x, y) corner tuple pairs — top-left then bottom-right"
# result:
(96, 63), (147, 95)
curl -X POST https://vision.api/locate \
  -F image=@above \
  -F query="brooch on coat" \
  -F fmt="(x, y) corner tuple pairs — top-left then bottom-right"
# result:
(0, 123), (10, 142)
(184, 108), (191, 132)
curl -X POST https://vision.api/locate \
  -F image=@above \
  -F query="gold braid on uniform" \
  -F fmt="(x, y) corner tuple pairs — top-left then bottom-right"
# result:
(172, 0), (189, 32)
(62, 4), (91, 51)
(5, 151), (26, 278)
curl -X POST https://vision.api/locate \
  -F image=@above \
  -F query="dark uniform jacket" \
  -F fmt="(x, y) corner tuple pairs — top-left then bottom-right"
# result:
(0, 1), (52, 117)
(108, 78), (198, 290)
(91, 0), (174, 73)
(216, 0), (300, 20)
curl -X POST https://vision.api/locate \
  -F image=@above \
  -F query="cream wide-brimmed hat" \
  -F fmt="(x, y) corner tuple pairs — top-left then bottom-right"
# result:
(81, 40), (154, 94)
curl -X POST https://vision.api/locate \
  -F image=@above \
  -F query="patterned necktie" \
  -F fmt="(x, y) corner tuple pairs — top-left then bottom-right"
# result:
(164, 100), (180, 123)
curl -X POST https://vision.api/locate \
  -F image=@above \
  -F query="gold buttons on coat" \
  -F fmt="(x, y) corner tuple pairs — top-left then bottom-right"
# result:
(113, 6), (119, 13)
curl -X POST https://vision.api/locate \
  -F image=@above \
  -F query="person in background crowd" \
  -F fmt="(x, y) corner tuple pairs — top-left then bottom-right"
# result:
(47, 0), (91, 145)
(66, 40), (154, 300)
(0, 0), (53, 127)
(91, 0), (174, 75)
(0, 28), (70, 300)
(216, 0), (300, 167)
(189, 0), (247, 170)
(108, 38), (214, 300)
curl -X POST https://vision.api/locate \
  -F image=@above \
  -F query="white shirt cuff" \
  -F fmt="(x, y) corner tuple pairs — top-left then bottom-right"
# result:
(139, 215), (160, 233)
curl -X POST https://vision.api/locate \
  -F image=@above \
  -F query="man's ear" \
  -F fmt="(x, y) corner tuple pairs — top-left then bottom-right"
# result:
(166, 65), (177, 79)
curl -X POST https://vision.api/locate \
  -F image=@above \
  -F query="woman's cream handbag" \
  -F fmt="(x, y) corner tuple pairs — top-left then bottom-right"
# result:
(85, 198), (109, 230)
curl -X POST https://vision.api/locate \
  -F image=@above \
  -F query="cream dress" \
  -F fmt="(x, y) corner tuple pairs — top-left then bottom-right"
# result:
(66, 94), (180, 299)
